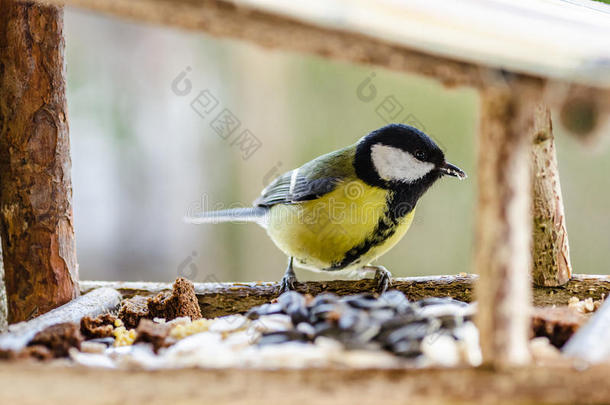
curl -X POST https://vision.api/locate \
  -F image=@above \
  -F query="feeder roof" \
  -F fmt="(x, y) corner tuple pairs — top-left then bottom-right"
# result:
(235, 0), (610, 87)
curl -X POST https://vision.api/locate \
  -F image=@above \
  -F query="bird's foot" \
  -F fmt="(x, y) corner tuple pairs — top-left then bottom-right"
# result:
(364, 265), (392, 294)
(279, 273), (297, 294)
(278, 257), (298, 294)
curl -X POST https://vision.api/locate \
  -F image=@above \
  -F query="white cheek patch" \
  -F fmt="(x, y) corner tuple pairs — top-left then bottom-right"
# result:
(371, 144), (435, 183)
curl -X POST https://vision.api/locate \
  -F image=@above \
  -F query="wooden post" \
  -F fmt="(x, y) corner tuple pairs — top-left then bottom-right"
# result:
(0, 0), (79, 323)
(475, 79), (538, 366)
(531, 105), (572, 286)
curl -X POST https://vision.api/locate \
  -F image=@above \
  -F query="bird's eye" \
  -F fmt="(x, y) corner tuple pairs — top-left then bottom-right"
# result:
(414, 150), (426, 160)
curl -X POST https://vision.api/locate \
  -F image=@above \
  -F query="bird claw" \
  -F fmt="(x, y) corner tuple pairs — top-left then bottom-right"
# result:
(278, 273), (297, 294)
(279, 257), (297, 294)
(372, 266), (392, 294)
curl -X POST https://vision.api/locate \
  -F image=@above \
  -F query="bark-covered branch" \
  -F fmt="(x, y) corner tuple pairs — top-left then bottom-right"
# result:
(80, 274), (610, 318)
(531, 104), (572, 286)
(0, 0), (78, 323)
(0, 288), (121, 351)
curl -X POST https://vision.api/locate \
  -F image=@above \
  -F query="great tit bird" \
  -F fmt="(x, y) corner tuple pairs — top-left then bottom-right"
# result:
(186, 124), (466, 293)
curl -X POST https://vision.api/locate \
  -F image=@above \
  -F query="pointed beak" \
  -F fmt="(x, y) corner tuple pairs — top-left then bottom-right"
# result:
(438, 162), (467, 180)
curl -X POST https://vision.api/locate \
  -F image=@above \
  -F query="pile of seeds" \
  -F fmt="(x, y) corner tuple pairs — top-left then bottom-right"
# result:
(247, 290), (475, 358)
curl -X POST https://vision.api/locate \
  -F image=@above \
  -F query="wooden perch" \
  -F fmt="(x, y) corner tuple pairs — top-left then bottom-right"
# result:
(531, 104), (572, 286)
(80, 274), (610, 318)
(562, 297), (610, 364)
(83, 276), (474, 318)
(474, 79), (540, 367)
(0, 287), (121, 351)
(0, 0), (79, 323)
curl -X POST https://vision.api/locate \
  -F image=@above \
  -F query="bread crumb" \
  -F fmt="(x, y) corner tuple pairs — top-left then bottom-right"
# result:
(81, 313), (117, 339)
(117, 278), (202, 329)
(28, 323), (83, 358)
(135, 319), (172, 353)
(148, 277), (202, 321)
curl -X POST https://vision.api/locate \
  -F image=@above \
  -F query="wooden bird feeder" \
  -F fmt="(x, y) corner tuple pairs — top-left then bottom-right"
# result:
(1, 0), (610, 403)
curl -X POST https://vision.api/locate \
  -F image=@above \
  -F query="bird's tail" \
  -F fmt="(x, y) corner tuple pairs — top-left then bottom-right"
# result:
(184, 207), (268, 225)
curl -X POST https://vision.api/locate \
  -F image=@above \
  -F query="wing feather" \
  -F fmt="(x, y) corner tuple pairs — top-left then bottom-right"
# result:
(253, 146), (355, 207)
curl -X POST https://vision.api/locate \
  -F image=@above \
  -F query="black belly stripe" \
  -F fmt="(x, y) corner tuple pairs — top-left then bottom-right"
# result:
(327, 189), (415, 271)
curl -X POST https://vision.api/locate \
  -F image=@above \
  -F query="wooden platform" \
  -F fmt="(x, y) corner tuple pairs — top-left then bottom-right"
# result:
(1, 362), (610, 404)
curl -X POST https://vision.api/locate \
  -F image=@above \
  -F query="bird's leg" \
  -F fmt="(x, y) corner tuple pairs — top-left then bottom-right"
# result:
(279, 257), (298, 294)
(362, 265), (392, 294)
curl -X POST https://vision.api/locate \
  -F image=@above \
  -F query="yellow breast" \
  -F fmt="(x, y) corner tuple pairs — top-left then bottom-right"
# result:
(265, 180), (415, 270)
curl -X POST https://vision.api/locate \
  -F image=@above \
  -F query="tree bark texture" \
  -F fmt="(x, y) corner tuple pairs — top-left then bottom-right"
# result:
(0, 0), (79, 323)
(531, 104), (572, 287)
(475, 79), (540, 367)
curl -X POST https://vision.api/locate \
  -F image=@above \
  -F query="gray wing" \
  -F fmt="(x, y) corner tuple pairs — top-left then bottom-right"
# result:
(254, 169), (341, 207)
(253, 147), (355, 207)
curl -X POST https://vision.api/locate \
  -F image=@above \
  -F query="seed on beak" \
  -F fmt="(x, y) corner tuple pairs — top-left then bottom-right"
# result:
(439, 162), (467, 180)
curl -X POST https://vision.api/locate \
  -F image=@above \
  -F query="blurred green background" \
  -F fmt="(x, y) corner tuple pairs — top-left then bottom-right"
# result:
(65, 9), (610, 283)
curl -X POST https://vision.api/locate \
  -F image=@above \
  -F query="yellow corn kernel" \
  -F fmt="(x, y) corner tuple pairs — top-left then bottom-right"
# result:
(113, 325), (137, 347)
(169, 319), (212, 340)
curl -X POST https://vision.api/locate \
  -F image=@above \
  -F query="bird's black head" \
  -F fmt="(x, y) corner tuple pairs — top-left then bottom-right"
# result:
(354, 124), (466, 195)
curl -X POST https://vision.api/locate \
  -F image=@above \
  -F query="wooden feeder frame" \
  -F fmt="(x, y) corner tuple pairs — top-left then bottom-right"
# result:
(1, 0), (610, 403)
